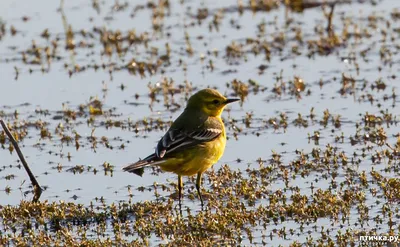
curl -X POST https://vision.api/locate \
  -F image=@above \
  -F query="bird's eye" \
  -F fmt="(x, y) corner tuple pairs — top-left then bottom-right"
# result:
(212, 99), (219, 104)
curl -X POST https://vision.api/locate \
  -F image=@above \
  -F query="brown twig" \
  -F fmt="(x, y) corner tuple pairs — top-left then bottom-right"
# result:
(0, 119), (42, 201)
(386, 142), (399, 152)
(59, 0), (76, 68)
(326, 3), (336, 38)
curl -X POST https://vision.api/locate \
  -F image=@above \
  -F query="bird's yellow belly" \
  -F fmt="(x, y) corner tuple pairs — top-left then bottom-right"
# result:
(159, 134), (226, 176)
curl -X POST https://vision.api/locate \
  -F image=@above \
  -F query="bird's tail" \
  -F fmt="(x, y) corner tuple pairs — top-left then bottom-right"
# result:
(122, 154), (158, 176)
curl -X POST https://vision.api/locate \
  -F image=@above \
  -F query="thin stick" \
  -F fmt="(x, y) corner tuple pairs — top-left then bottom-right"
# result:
(59, 0), (76, 68)
(0, 119), (42, 201)
(326, 3), (336, 38)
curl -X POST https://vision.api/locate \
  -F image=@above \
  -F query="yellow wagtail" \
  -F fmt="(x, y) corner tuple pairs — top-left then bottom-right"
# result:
(123, 88), (239, 205)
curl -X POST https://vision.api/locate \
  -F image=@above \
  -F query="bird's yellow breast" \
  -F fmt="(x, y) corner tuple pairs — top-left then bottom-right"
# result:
(159, 128), (227, 176)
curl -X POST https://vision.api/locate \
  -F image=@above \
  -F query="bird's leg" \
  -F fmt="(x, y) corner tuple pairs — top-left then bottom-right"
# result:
(196, 172), (204, 207)
(178, 175), (183, 205)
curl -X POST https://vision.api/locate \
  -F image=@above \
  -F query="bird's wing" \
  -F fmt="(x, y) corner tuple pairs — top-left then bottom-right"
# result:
(155, 119), (223, 158)
(123, 116), (223, 174)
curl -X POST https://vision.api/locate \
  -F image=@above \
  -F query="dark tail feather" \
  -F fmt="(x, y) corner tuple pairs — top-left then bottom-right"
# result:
(122, 154), (157, 176)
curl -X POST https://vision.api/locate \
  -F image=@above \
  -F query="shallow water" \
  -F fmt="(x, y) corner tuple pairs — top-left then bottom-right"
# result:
(1, 0), (400, 246)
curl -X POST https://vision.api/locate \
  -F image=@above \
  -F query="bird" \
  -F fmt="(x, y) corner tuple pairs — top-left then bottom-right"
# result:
(123, 88), (239, 206)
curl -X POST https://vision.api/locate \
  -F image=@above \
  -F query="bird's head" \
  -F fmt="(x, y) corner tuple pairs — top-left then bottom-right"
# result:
(186, 89), (240, 117)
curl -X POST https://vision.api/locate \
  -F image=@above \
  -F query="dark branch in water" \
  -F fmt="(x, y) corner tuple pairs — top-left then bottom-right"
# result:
(326, 3), (336, 38)
(0, 119), (42, 201)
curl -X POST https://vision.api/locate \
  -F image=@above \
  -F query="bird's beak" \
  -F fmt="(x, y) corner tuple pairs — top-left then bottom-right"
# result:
(225, 98), (240, 104)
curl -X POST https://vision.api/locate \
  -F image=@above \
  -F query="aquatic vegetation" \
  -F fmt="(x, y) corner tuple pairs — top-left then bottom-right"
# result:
(0, 0), (399, 246)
